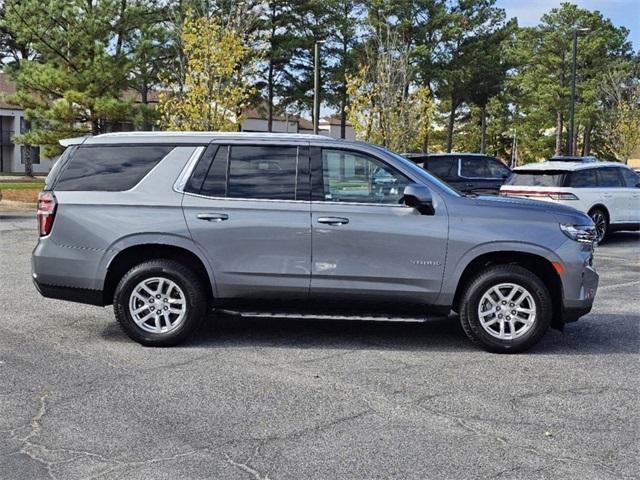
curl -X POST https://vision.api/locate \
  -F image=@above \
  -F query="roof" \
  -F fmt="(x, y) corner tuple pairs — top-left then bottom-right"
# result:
(60, 131), (353, 146)
(549, 155), (598, 163)
(404, 152), (495, 157)
(514, 161), (628, 172)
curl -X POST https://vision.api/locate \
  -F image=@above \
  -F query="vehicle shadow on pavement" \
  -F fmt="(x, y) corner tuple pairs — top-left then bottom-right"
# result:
(599, 231), (640, 246)
(101, 312), (638, 355)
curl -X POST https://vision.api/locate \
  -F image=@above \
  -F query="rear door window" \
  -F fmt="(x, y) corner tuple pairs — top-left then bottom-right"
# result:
(192, 145), (303, 200)
(619, 168), (639, 187)
(427, 157), (457, 179)
(567, 169), (597, 187)
(54, 145), (174, 191)
(460, 157), (491, 178)
(227, 146), (299, 200)
(505, 170), (566, 187)
(597, 168), (623, 187)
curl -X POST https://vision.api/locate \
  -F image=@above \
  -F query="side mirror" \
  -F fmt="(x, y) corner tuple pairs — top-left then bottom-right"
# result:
(402, 183), (435, 215)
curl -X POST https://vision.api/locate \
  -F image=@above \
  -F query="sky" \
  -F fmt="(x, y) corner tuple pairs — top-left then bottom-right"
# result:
(495, 0), (639, 50)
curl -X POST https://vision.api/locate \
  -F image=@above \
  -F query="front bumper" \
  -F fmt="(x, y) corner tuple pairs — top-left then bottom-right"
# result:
(558, 242), (599, 323)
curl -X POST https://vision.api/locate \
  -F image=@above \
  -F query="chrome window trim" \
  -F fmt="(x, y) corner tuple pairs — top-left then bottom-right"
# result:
(182, 191), (309, 204)
(173, 146), (206, 193)
(312, 200), (411, 208)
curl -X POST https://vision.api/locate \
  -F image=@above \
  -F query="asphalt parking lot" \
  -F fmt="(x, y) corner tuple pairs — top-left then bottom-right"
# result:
(1, 212), (638, 480)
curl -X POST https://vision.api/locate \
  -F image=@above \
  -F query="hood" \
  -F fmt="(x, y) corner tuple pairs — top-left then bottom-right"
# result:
(472, 194), (592, 225)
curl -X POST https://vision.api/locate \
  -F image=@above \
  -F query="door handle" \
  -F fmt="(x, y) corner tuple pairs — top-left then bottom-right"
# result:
(603, 193), (613, 198)
(317, 217), (349, 225)
(196, 213), (229, 222)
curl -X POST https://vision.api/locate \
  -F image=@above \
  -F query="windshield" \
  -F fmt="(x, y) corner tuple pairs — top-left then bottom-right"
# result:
(505, 170), (566, 187)
(372, 146), (462, 197)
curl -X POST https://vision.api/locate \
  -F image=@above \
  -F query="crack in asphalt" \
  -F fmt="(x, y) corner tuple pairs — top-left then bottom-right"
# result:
(224, 445), (271, 480)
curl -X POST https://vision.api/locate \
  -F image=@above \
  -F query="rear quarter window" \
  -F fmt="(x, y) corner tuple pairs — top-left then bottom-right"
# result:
(54, 145), (174, 191)
(505, 170), (566, 187)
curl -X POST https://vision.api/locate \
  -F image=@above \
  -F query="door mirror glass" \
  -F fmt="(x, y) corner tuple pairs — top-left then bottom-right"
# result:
(402, 183), (435, 215)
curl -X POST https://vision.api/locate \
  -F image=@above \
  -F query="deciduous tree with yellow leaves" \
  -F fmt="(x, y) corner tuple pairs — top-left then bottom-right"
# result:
(158, 13), (254, 132)
(346, 31), (433, 153)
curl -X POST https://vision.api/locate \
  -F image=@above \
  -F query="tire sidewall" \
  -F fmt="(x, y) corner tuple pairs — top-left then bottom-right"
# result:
(114, 261), (205, 346)
(463, 268), (551, 353)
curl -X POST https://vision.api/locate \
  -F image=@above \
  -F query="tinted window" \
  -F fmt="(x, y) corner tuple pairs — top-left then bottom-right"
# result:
(505, 171), (566, 187)
(568, 169), (597, 188)
(227, 146), (298, 200)
(322, 149), (410, 204)
(185, 145), (218, 194)
(486, 159), (510, 178)
(597, 168), (623, 187)
(620, 168), (639, 187)
(55, 146), (173, 191)
(200, 145), (229, 197)
(45, 147), (75, 190)
(427, 157), (457, 179)
(460, 157), (491, 178)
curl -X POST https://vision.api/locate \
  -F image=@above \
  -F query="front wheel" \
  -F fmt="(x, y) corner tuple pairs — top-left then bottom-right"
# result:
(113, 259), (207, 346)
(459, 265), (552, 353)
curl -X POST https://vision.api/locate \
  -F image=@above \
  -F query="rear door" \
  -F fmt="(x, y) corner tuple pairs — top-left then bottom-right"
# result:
(309, 147), (448, 308)
(618, 167), (640, 223)
(596, 167), (626, 224)
(182, 142), (311, 300)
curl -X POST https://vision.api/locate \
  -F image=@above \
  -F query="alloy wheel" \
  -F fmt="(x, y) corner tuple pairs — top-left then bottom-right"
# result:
(477, 283), (536, 340)
(128, 277), (187, 334)
(590, 211), (607, 243)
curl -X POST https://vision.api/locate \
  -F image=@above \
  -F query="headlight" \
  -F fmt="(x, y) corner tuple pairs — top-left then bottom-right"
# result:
(560, 224), (597, 243)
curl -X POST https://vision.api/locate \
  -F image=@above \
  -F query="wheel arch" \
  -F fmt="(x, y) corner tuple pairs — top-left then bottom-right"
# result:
(451, 250), (563, 329)
(102, 238), (216, 306)
(587, 204), (610, 222)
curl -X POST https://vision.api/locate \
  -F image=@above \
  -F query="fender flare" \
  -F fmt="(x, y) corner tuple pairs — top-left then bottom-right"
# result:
(96, 233), (218, 296)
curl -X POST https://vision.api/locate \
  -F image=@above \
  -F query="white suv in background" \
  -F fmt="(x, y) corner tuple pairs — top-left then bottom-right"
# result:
(501, 160), (640, 243)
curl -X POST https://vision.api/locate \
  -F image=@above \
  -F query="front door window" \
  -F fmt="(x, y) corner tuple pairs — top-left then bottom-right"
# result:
(321, 149), (410, 204)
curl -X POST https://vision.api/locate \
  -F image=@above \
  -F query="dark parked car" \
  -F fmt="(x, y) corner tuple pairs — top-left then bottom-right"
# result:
(404, 153), (511, 195)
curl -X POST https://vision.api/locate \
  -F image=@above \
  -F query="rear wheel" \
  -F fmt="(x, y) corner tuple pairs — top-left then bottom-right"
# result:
(459, 265), (552, 353)
(113, 259), (207, 346)
(588, 208), (608, 244)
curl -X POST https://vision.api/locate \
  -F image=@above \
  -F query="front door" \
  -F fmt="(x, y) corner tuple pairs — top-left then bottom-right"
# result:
(310, 148), (448, 309)
(182, 143), (311, 300)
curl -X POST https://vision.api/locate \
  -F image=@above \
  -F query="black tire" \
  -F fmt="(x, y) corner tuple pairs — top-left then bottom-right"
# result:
(588, 208), (608, 244)
(459, 265), (552, 353)
(113, 259), (207, 346)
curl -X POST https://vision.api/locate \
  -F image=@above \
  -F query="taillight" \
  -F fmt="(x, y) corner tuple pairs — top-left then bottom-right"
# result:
(500, 189), (578, 200)
(548, 192), (579, 200)
(37, 191), (57, 236)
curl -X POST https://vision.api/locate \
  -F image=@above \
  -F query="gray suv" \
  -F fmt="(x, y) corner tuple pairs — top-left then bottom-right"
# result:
(32, 132), (599, 353)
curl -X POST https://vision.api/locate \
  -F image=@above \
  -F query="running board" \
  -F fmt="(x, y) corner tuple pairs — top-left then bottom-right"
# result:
(217, 309), (435, 323)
